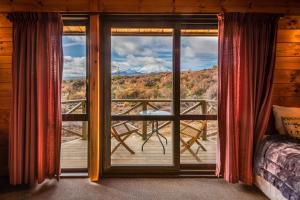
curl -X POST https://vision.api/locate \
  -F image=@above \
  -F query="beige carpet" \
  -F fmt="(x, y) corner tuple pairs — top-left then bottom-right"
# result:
(0, 178), (267, 200)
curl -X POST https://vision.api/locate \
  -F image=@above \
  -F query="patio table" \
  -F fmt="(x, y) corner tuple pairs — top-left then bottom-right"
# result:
(139, 110), (170, 154)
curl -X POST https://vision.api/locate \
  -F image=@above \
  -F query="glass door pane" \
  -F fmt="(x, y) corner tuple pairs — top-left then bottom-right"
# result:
(110, 28), (174, 166)
(61, 25), (88, 169)
(180, 29), (218, 164)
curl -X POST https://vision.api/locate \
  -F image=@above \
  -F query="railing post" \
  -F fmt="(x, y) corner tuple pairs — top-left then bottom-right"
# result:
(142, 101), (147, 140)
(82, 101), (88, 140)
(201, 100), (207, 141)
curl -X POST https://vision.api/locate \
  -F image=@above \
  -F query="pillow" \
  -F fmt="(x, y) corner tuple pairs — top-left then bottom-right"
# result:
(281, 117), (300, 139)
(272, 105), (300, 134)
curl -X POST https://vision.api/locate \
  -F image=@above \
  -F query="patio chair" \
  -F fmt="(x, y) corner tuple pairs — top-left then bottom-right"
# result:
(111, 121), (142, 154)
(180, 120), (207, 162)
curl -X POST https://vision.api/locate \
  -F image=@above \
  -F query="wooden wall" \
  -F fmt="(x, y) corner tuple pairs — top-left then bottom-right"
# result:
(0, 14), (12, 176)
(0, 0), (300, 14)
(274, 16), (300, 107)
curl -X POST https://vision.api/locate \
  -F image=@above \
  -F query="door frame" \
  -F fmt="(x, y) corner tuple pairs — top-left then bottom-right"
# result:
(100, 14), (218, 177)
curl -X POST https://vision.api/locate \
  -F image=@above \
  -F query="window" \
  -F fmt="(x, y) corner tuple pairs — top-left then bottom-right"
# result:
(60, 21), (88, 171)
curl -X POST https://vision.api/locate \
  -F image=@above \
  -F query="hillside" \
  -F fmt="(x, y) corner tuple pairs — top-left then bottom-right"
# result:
(61, 68), (217, 114)
(112, 68), (217, 100)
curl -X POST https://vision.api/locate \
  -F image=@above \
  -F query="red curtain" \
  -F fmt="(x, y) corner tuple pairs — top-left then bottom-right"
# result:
(216, 13), (280, 184)
(8, 13), (63, 185)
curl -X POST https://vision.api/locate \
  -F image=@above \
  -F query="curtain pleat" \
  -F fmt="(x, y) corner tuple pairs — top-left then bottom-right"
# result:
(216, 13), (280, 184)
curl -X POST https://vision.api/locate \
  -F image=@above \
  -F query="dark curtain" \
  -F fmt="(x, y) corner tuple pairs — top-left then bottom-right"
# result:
(8, 13), (63, 185)
(216, 13), (280, 184)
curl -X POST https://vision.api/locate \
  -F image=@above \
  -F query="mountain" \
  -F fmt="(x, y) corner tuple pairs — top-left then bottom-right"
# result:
(112, 68), (143, 76)
(112, 65), (172, 77)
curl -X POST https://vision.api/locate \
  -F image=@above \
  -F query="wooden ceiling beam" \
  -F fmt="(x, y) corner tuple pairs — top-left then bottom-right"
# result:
(0, 0), (300, 14)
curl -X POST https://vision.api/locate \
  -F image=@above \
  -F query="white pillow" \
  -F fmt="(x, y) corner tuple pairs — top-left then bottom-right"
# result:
(272, 105), (300, 134)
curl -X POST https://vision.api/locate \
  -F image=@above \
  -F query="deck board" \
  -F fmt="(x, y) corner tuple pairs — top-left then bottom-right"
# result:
(61, 133), (216, 169)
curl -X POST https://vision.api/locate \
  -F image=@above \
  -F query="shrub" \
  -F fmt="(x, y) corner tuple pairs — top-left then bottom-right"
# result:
(144, 79), (156, 87)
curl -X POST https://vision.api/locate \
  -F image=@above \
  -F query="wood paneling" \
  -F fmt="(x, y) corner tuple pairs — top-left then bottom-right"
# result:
(0, 41), (13, 56)
(276, 43), (300, 57)
(279, 16), (300, 30)
(277, 30), (300, 43)
(0, 83), (11, 97)
(274, 69), (300, 83)
(273, 16), (300, 107)
(0, 13), (11, 177)
(0, 56), (12, 64)
(272, 96), (300, 107)
(0, 0), (300, 14)
(0, 14), (11, 28)
(0, 28), (13, 42)
(0, 68), (11, 83)
(0, 110), (10, 127)
(273, 84), (300, 96)
(275, 57), (300, 69)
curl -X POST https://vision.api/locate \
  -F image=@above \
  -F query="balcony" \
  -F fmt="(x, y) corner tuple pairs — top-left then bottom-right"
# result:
(60, 98), (217, 168)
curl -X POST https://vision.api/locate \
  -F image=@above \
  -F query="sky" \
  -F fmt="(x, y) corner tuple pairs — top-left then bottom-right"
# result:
(63, 36), (86, 80)
(62, 35), (218, 79)
(111, 36), (218, 75)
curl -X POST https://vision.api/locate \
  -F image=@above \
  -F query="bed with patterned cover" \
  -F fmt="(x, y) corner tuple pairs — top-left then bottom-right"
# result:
(254, 135), (300, 200)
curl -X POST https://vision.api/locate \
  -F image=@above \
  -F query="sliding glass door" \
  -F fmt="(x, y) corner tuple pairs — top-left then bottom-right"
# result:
(102, 15), (218, 175)
(180, 29), (218, 165)
(61, 19), (89, 171)
(110, 29), (174, 166)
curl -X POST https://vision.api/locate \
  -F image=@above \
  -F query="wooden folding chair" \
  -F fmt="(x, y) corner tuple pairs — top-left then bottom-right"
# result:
(180, 120), (207, 162)
(111, 121), (141, 154)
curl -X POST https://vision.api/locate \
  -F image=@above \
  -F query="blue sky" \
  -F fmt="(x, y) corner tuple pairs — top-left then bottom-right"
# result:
(63, 36), (86, 80)
(62, 35), (218, 79)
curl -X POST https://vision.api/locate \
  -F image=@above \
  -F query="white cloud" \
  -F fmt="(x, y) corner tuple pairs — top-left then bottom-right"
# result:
(111, 36), (218, 74)
(112, 36), (172, 57)
(63, 56), (86, 79)
(182, 37), (217, 57)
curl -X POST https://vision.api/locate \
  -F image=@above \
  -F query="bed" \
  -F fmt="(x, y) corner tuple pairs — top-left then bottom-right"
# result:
(254, 134), (300, 200)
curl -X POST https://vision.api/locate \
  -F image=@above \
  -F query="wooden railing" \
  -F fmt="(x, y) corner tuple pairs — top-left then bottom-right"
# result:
(61, 99), (88, 140)
(111, 99), (217, 140)
(61, 98), (217, 141)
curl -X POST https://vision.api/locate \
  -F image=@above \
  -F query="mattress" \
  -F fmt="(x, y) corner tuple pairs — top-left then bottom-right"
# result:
(255, 175), (286, 200)
(254, 135), (300, 200)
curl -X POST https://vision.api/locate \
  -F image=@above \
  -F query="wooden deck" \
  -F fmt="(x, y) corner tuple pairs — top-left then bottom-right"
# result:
(61, 134), (216, 169)
(111, 134), (216, 166)
(61, 139), (88, 169)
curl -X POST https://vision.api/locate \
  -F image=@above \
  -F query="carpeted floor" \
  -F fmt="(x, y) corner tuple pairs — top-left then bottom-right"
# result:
(0, 178), (268, 200)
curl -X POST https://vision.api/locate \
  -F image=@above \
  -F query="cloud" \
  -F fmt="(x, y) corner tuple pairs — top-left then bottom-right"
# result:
(111, 36), (173, 74)
(112, 36), (172, 58)
(181, 36), (218, 70)
(182, 37), (217, 57)
(111, 35), (218, 74)
(63, 56), (86, 79)
(63, 36), (86, 48)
